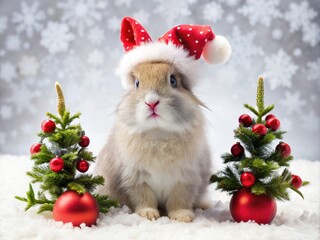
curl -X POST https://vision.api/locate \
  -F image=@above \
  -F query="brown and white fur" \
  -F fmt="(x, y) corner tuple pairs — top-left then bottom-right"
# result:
(95, 61), (212, 222)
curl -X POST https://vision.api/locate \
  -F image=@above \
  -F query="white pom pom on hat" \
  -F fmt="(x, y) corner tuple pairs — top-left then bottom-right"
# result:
(202, 35), (232, 65)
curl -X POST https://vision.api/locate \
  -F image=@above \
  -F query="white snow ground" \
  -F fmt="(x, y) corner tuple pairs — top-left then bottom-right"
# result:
(0, 155), (319, 240)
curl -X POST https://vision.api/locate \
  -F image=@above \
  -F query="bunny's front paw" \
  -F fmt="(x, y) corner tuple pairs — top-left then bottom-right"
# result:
(136, 207), (160, 220)
(169, 209), (194, 223)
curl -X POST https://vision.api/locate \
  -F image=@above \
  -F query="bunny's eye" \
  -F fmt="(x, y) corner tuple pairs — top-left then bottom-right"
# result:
(135, 79), (139, 88)
(170, 75), (177, 88)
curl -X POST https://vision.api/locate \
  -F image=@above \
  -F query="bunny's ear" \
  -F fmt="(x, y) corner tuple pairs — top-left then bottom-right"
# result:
(120, 17), (152, 52)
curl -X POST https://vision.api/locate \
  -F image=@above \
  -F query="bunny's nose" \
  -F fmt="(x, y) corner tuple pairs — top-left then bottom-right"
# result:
(145, 91), (160, 111)
(145, 101), (159, 110)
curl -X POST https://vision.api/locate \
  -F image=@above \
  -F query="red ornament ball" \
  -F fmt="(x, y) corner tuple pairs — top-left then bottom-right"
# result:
(231, 142), (245, 157)
(266, 118), (280, 131)
(41, 120), (56, 133)
(79, 136), (90, 148)
(291, 174), (302, 189)
(238, 114), (252, 127)
(252, 123), (267, 136)
(49, 157), (64, 172)
(53, 191), (99, 227)
(30, 143), (42, 155)
(265, 114), (276, 121)
(76, 160), (89, 173)
(230, 188), (277, 224)
(240, 172), (256, 187)
(276, 142), (291, 157)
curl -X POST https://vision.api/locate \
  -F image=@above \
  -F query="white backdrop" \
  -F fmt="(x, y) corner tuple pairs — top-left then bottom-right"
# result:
(0, 0), (319, 162)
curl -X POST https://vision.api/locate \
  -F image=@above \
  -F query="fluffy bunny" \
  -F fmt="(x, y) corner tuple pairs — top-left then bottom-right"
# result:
(95, 61), (212, 222)
(95, 16), (231, 222)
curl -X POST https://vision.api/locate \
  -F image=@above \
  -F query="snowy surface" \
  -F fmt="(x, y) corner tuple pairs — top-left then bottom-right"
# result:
(0, 0), (319, 161)
(0, 155), (319, 240)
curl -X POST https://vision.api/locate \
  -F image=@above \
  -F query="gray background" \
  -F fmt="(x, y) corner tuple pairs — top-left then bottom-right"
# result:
(0, 0), (319, 163)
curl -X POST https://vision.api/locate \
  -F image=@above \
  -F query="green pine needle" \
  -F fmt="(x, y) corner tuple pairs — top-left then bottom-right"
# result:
(68, 182), (86, 194)
(94, 194), (119, 213)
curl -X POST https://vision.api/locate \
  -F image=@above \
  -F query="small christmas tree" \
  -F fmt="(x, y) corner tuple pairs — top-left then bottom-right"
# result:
(211, 76), (307, 224)
(16, 82), (117, 226)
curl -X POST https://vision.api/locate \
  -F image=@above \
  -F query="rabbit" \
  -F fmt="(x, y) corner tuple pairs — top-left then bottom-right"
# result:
(94, 60), (212, 223)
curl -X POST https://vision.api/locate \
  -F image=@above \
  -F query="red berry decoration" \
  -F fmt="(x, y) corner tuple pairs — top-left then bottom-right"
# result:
(266, 118), (280, 131)
(240, 172), (256, 188)
(230, 188), (277, 224)
(30, 143), (42, 154)
(53, 190), (99, 227)
(276, 142), (291, 157)
(231, 142), (245, 157)
(76, 160), (89, 173)
(291, 174), (302, 189)
(265, 114), (276, 121)
(41, 120), (56, 133)
(49, 157), (64, 172)
(79, 136), (90, 148)
(238, 114), (252, 127)
(252, 123), (267, 136)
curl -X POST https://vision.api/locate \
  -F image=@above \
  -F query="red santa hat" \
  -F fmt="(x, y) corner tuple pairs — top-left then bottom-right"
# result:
(116, 17), (231, 89)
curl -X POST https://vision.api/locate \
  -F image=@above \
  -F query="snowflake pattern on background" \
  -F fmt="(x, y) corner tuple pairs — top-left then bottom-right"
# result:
(12, 1), (46, 38)
(0, 62), (17, 83)
(40, 22), (74, 54)
(153, 0), (197, 26)
(238, 0), (282, 26)
(280, 91), (306, 115)
(0, 0), (319, 160)
(263, 49), (298, 90)
(87, 26), (105, 45)
(284, 1), (317, 33)
(228, 27), (264, 70)
(7, 81), (41, 114)
(302, 22), (320, 47)
(284, 1), (320, 47)
(203, 2), (224, 23)
(57, 0), (107, 36)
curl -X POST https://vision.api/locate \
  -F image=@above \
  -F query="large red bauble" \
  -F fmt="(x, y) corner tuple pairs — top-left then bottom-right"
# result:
(30, 143), (42, 154)
(252, 123), (267, 136)
(276, 142), (291, 157)
(240, 172), (255, 187)
(53, 191), (99, 227)
(49, 157), (64, 172)
(291, 174), (302, 189)
(76, 160), (89, 173)
(41, 120), (56, 133)
(238, 114), (252, 127)
(265, 114), (276, 121)
(79, 136), (90, 148)
(230, 188), (277, 224)
(231, 142), (245, 157)
(266, 118), (280, 131)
